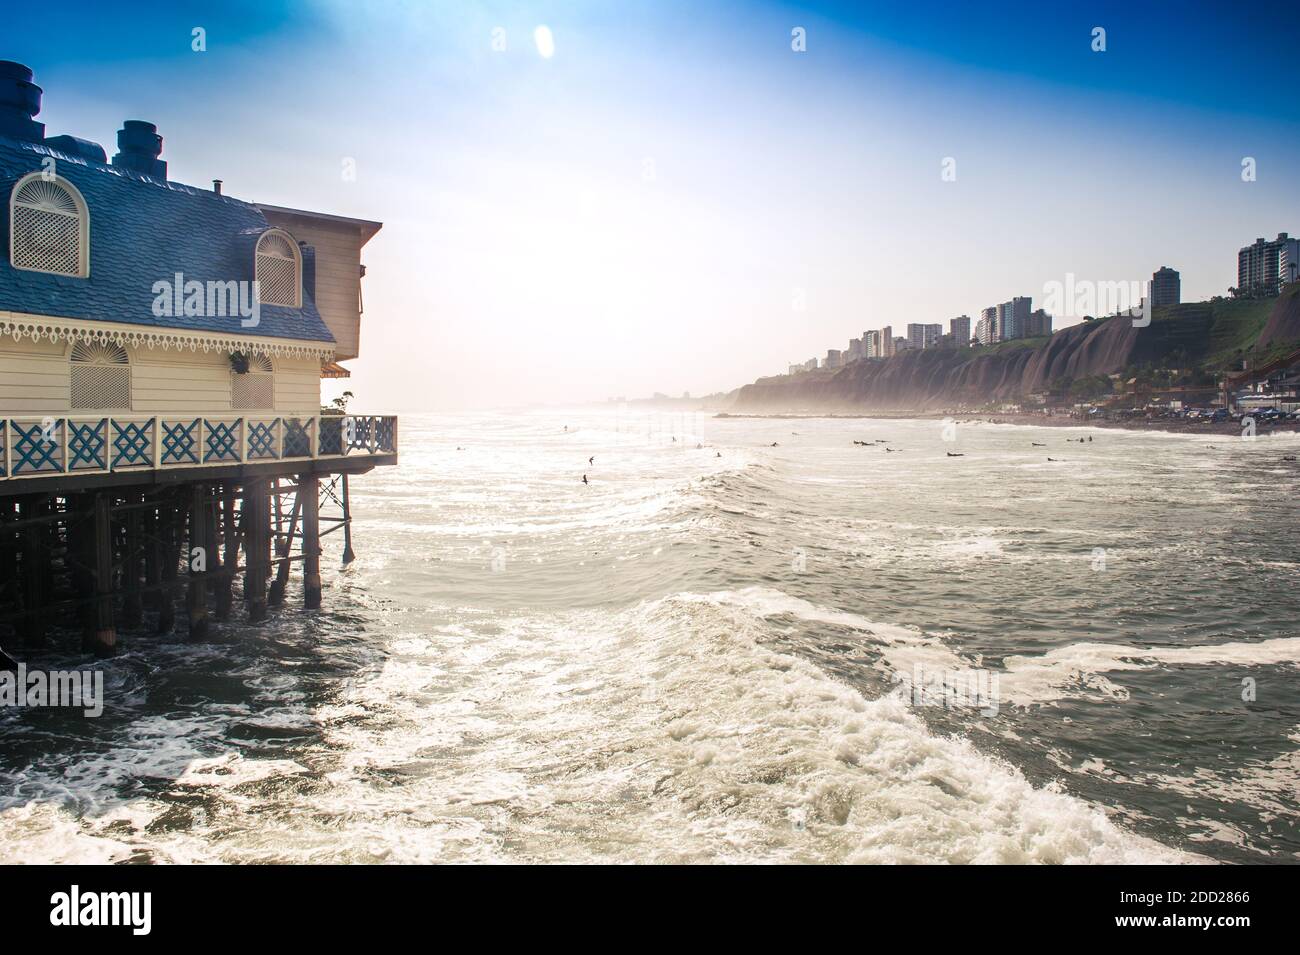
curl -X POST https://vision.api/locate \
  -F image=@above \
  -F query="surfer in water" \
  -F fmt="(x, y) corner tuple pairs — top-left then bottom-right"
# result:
(582, 474), (589, 485)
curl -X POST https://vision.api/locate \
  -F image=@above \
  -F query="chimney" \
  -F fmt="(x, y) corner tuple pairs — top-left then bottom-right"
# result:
(0, 61), (45, 143)
(299, 241), (316, 301)
(111, 120), (167, 178)
(212, 179), (223, 195)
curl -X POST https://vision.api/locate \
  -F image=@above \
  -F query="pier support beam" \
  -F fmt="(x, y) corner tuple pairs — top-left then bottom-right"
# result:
(270, 482), (302, 608)
(215, 483), (237, 621)
(18, 494), (50, 647)
(245, 479), (270, 622)
(143, 501), (160, 611)
(68, 494), (94, 632)
(157, 495), (177, 634)
(300, 474), (322, 609)
(269, 480), (286, 608)
(187, 484), (209, 639)
(84, 493), (116, 656)
(122, 493), (144, 628)
(341, 474), (356, 564)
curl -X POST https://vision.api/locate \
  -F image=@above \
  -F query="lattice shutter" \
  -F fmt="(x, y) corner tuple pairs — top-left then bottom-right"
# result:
(232, 373), (274, 409)
(256, 231), (299, 307)
(70, 340), (130, 409)
(12, 178), (84, 276)
(71, 365), (131, 409)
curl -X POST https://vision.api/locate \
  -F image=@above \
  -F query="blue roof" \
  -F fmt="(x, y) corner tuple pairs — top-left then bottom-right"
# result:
(0, 134), (335, 345)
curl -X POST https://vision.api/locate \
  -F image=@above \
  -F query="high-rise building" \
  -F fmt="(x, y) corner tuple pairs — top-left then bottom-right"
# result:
(847, 337), (864, 362)
(893, 336), (910, 353)
(864, 329), (882, 357)
(979, 306), (998, 344)
(825, 348), (843, 369)
(880, 325), (895, 357)
(1149, 266), (1180, 307)
(906, 323), (943, 350)
(950, 315), (971, 347)
(1025, 308), (1053, 338)
(996, 297), (1032, 341)
(1238, 234), (1300, 296)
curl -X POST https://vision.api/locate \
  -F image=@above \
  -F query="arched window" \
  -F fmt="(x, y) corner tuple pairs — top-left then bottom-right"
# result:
(255, 229), (301, 307)
(70, 340), (130, 410)
(10, 173), (90, 277)
(231, 352), (275, 410)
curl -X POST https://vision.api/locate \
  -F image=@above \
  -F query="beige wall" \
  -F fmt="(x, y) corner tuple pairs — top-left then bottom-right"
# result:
(0, 338), (322, 416)
(259, 212), (365, 361)
(0, 337), (70, 413)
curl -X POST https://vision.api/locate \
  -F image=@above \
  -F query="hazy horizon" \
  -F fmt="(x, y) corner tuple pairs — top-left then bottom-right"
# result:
(8, 0), (1300, 410)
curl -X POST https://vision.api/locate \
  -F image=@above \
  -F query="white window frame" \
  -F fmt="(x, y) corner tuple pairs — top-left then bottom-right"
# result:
(9, 171), (91, 278)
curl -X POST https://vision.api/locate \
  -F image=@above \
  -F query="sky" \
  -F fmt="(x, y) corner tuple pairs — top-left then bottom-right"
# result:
(5, 1), (1300, 410)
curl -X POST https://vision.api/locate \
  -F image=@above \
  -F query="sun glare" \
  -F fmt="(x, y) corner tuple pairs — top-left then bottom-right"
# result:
(534, 24), (555, 59)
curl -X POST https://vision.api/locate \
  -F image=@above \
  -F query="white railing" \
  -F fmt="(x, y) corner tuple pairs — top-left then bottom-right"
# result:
(0, 413), (397, 480)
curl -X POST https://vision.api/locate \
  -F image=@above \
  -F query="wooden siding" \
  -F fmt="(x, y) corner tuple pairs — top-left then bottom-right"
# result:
(0, 337), (70, 413)
(258, 213), (364, 361)
(0, 338), (322, 415)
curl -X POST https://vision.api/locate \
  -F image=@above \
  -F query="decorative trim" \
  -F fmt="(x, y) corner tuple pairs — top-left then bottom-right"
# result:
(0, 313), (335, 361)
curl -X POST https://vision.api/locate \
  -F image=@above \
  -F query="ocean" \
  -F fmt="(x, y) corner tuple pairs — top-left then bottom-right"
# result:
(2, 410), (1298, 864)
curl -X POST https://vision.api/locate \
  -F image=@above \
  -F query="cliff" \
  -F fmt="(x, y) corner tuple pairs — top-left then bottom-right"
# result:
(732, 294), (1290, 412)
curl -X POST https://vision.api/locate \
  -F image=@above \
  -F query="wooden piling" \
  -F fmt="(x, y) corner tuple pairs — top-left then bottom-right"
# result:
(144, 500), (161, 611)
(18, 494), (49, 647)
(187, 483), (209, 639)
(122, 493), (144, 627)
(67, 494), (94, 631)
(300, 474), (322, 609)
(84, 493), (116, 656)
(157, 494), (177, 634)
(269, 480), (286, 607)
(341, 473), (356, 564)
(204, 490), (219, 600)
(215, 482), (237, 620)
(245, 479), (270, 622)
(270, 482), (302, 608)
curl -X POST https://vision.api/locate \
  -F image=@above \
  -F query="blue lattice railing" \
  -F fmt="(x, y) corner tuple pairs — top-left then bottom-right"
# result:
(0, 414), (396, 480)
(112, 418), (154, 469)
(204, 418), (242, 463)
(247, 419), (280, 460)
(68, 418), (109, 471)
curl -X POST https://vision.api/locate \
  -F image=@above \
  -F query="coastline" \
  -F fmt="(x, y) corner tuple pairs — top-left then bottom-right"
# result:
(716, 410), (1300, 437)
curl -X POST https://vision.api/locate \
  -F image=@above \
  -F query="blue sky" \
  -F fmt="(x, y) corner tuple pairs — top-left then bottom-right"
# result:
(5, 1), (1299, 408)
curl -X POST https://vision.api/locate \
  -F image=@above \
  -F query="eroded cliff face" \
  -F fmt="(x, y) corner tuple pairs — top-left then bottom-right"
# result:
(733, 317), (1141, 411)
(733, 294), (1295, 412)
(1258, 284), (1300, 349)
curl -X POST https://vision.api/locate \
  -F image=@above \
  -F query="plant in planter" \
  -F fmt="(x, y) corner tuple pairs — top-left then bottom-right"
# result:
(322, 390), (354, 416)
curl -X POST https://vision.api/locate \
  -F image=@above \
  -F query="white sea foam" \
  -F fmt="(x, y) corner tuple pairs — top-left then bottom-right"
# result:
(711, 585), (1300, 709)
